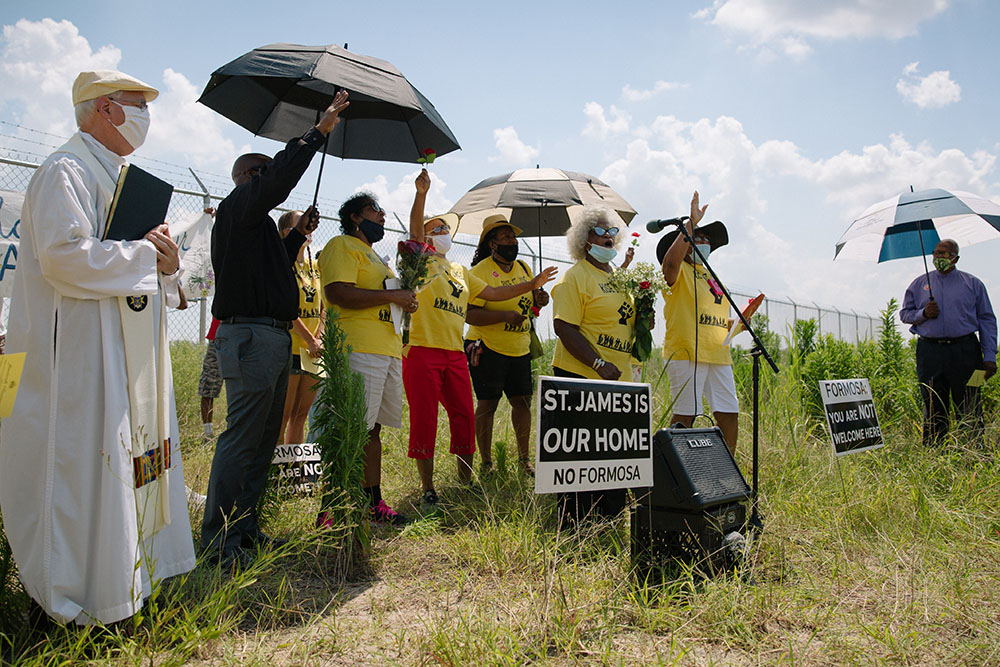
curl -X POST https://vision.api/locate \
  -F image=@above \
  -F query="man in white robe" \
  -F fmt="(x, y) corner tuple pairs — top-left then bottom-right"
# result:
(0, 70), (196, 625)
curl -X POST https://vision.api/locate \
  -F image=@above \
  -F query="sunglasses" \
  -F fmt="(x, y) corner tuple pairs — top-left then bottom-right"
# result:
(366, 202), (384, 214)
(591, 226), (620, 238)
(427, 224), (451, 235)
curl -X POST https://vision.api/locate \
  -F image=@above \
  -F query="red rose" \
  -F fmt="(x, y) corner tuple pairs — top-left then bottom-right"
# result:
(639, 280), (651, 289)
(398, 239), (436, 256)
(530, 306), (541, 317)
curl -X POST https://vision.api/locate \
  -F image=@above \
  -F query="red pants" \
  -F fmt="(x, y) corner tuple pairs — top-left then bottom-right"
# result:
(403, 346), (476, 459)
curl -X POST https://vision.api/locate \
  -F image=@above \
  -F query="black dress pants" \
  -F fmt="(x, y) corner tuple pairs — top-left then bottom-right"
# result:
(915, 334), (984, 447)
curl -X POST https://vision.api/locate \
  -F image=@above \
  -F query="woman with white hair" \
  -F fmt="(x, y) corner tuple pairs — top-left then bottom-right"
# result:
(551, 205), (636, 524)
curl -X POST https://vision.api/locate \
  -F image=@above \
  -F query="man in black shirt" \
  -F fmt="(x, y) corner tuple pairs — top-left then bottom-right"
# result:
(202, 90), (349, 566)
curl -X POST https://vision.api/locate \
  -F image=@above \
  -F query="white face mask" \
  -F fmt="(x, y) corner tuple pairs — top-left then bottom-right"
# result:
(112, 101), (150, 150)
(692, 243), (711, 265)
(431, 233), (452, 254)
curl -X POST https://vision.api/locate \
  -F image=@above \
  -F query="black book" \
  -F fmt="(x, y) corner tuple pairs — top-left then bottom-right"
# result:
(102, 164), (174, 241)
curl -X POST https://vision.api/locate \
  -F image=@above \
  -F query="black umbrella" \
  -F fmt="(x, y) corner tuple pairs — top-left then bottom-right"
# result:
(199, 43), (460, 201)
(450, 167), (637, 262)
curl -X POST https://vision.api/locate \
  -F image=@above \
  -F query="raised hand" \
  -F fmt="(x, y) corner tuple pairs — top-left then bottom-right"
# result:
(316, 89), (350, 135)
(415, 168), (431, 194)
(690, 191), (708, 227)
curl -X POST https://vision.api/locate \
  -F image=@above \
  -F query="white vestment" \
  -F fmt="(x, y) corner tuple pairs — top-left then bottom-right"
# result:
(0, 132), (195, 625)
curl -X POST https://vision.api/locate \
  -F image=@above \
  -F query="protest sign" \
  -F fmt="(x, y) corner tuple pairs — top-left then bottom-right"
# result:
(535, 376), (652, 494)
(0, 190), (24, 299)
(269, 442), (322, 496)
(819, 378), (884, 456)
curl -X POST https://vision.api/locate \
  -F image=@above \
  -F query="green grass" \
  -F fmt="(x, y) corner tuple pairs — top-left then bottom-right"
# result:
(2, 319), (999, 665)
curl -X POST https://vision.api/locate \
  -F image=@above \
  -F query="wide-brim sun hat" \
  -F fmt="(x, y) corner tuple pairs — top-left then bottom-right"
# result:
(656, 220), (729, 264)
(477, 213), (523, 243)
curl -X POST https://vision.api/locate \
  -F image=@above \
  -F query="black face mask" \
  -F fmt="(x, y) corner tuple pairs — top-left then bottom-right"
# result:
(358, 219), (385, 244)
(494, 243), (519, 263)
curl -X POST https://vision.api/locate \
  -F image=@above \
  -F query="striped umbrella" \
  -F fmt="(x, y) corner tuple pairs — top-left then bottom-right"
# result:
(835, 187), (1000, 298)
(835, 188), (1000, 263)
(450, 167), (636, 239)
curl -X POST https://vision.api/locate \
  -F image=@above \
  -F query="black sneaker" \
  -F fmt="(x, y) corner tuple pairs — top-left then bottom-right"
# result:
(422, 489), (439, 508)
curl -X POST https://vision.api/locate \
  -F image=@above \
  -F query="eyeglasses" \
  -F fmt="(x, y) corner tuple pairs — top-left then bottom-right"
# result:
(591, 226), (620, 238)
(427, 224), (451, 235)
(109, 95), (148, 111)
(366, 202), (384, 214)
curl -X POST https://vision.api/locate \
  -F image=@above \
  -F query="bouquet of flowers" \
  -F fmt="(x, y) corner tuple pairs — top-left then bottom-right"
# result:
(607, 261), (669, 362)
(396, 239), (437, 343)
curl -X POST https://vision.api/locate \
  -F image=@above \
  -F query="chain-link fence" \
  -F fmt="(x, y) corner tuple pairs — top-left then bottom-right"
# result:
(0, 148), (879, 346)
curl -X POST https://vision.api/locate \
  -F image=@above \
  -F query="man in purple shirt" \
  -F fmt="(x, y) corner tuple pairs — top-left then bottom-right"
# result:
(900, 239), (997, 446)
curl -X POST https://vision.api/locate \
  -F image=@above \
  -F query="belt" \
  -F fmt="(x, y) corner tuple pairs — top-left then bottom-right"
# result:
(221, 316), (293, 331)
(920, 333), (977, 345)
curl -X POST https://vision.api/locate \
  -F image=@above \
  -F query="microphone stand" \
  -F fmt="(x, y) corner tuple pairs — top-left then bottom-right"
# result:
(672, 220), (778, 533)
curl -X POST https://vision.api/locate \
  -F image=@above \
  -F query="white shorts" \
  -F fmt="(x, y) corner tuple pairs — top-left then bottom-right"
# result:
(667, 360), (739, 415)
(349, 352), (403, 430)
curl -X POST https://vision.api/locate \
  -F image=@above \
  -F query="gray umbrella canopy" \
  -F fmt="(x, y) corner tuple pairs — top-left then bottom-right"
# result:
(198, 43), (460, 163)
(450, 167), (637, 238)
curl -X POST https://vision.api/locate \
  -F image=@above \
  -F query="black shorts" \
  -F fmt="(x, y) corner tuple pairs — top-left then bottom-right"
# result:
(467, 341), (533, 401)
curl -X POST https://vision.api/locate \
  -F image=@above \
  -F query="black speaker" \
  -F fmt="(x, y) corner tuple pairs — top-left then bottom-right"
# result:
(631, 502), (747, 574)
(637, 427), (750, 512)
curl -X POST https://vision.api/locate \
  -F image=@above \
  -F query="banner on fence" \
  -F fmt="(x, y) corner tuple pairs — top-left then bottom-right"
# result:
(269, 442), (322, 496)
(535, 376), (652, 494)
(171, 211), (214, 297)
(0, 190), (23, 299)
(819, 378), (884, 456)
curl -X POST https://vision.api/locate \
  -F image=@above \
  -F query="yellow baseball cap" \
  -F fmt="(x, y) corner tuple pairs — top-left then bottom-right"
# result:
(478, 214), (523, 243)
(72, 70), (159, 105)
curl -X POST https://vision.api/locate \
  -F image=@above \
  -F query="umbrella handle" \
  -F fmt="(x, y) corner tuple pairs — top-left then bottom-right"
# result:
(313, 132), (329, 209)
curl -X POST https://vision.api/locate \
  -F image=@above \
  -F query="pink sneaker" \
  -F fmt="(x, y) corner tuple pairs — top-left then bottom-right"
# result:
(369, 500), (408, 526)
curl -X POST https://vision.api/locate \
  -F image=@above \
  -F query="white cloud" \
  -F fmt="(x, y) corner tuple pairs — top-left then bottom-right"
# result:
(698, 0), (952, 57)
(582, 102), (998, 315)
(144, 68), (245, 171)
(354, 170), (453, 223)
(0, 18), (244, 174)
(582, 102), (630, 139)
(0, 18), (121, 136)
(489, 126), (539, 165)
(622, 80), (686, 102)
(895, 62), (961, 108)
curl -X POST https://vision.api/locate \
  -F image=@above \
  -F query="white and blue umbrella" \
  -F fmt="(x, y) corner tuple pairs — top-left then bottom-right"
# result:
(835, 188), (1000, 263)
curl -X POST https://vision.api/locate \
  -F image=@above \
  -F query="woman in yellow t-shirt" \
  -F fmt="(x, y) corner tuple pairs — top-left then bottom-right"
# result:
(465, 215), (550, 476)
(277, 211), (324, 446)
(551, 205), (635, 525)
(316, 192), (419, 527)
(406, 170), (557, 507)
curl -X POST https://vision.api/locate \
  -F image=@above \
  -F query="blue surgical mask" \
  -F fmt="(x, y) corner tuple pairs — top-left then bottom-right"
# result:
(692, 243), (711, 265)
(588, 243), (618, 264)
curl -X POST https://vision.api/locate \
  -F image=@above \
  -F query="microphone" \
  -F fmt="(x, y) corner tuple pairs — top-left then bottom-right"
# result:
(645, 216), (689, 233)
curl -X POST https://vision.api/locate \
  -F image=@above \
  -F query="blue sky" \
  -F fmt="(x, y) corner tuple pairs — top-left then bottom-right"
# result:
(2, 0), (999, 329)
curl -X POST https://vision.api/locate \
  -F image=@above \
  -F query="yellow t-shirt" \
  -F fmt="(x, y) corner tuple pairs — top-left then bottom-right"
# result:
(465, 257), (534, 357)
(661, 261), (732, 365)
(290, 255), (322, 355)
(551, 260), (636, 379)
(408, 255), (487, 351)
(318, 234), (401, 358)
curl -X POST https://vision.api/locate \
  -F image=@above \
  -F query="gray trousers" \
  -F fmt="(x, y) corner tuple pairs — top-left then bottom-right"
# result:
(201, 322), (291, 552)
